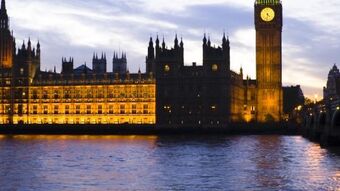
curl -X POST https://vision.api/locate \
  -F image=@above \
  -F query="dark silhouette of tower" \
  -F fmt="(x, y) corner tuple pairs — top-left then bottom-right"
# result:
(113, 52), (127, 74)
(62, 57), (74, 75)
(92, 53), (107, 74)
(146, 37), (155, 74)
(155, 35), (231, 127)
(0, 0), (15, 69)
(13, 39), (41, 85)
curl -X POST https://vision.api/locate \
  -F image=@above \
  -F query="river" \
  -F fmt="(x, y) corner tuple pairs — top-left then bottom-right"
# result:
(0, 135), (339, 191)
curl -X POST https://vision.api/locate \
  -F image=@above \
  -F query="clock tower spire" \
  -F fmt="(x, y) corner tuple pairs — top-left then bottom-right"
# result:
(255, 0), (283, 122)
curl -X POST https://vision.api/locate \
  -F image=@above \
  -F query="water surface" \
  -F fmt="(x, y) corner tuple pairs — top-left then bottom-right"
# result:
(0, 135), (339, 190)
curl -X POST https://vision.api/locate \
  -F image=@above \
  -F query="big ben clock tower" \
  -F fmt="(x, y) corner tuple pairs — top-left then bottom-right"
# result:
(255, 0), (283, 122)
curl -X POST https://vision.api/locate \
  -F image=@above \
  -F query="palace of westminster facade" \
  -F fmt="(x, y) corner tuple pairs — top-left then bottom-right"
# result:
(0, 0), (284, 126)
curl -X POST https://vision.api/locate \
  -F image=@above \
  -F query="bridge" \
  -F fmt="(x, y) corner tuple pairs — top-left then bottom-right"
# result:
(302, 103), (340, 146)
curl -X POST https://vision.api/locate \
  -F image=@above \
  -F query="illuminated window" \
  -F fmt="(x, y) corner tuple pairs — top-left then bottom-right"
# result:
(212, 64), (218, 72)
(87, 105), (91, 114)
(132, 104), (137, 114)
(20, 68), (24, 75)
(98, 105), (103, 114)
(76, 105), (81, 114)
(43, 106), (48, 114)
(64, 90), (71, 99)
(143, 104), (149, 114)
(120, 105), (125, 114)
(75, 90), (81, 99)
(43, 90), (48, 99)
(109, 105), (114, 114)
(164, 65), (170, 72)
(32, 90), (38, 99)
(87, 90), (93, 98)
(54, 105), (59, 114)
(65, 105), (70, 114)
(33, 105), (37, 114)
(54, 90), (59, 99)
(98, 91), (104, 98)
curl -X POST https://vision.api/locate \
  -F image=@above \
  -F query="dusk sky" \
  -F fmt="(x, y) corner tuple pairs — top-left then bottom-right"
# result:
(6, 0), (340, 98)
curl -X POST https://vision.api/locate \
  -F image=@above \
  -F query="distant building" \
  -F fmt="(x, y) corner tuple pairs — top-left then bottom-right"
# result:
(283, 85), (305, 116)
(324, 64), (340, 112)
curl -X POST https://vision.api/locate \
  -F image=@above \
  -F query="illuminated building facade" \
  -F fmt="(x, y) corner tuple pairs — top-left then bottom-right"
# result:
(254, 0), (283, 122)
(0, 0), (287, 126)
(0, 0), (155, 125)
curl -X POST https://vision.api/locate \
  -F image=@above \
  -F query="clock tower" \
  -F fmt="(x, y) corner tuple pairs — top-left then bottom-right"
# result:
(255, 0), (283, 122)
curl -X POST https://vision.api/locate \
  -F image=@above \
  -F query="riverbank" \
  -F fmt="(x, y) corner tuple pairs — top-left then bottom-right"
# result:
(0, 123), (301, 135)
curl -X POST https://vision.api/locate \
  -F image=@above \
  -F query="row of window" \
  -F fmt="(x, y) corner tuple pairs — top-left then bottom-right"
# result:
(31, 105), (152, 115)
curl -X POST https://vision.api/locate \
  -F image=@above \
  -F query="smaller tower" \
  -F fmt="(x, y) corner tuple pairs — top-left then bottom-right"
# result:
(113, 51), (127, 75)
(62, 57), (74, 75)
(92, 52), (107, 74)
(0, 0), (14, 69)
(146, 37), (155, 74)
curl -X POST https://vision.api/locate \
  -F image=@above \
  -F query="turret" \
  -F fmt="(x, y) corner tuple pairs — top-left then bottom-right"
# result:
(37, 41), (40, 56)
(146, 37), (155, 74)
(27, 38), (32, 53)
(62, 57), (74, 75)
(113, 51), (127, 74)
(203, 34), (207, 46)
(162, 37), (166, 50)
(92, 51), (107, 74)
(0, 0), (8, 29)
(174, 34), (179, 48)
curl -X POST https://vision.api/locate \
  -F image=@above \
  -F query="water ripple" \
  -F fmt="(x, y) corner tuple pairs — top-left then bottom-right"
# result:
(0, 135), (339, 190)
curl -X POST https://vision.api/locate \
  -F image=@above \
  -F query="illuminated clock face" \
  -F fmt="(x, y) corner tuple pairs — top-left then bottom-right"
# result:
(164, 65), (170, 72)
(212, 64), (218, 72)
(261, 7), (275, 22)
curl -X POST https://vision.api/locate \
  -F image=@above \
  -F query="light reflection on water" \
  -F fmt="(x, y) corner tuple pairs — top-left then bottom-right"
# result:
(0, 135), (339, 191)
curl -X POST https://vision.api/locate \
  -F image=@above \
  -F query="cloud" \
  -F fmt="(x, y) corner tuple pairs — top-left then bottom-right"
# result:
(6, 0), (340, 98)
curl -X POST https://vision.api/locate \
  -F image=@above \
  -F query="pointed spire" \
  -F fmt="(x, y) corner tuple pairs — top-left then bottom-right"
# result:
(156, 35), (160, 45)
(174, 34), (178, 47)
(203, 33), (207, 44)
(1, 0), (6, 11)
(207, 36), (211, 47)
(28, 38), (31, 50)
(180, 37), (184, 48)
(22, 40), (26, 50)
(0, 0), (8, 29)
(223, 32), (227, 42)
(162, 36), (166, 49)
(149, 36), (153, 46)
(37, 40), (40, 49)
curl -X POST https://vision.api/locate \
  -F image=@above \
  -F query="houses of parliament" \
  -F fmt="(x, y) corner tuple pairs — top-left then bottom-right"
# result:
(0, 0), (285, 126)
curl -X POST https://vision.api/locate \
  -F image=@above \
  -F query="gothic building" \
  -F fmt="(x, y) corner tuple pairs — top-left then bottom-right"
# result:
(0, 0), (288, 125)
(146, 35), (244, 127)
(324, 64), (340, 112)
(0, 0), (155, 125)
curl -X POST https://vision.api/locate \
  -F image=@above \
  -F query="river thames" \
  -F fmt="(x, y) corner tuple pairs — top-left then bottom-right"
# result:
(0, 135), (339, 191)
